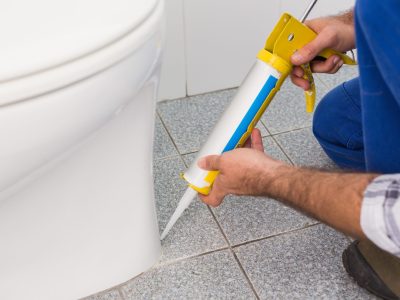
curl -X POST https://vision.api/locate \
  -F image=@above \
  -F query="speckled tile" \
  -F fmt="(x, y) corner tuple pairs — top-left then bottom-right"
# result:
(315, 65), (359, 92)
(260, 78), (325, 135)
(182, 137), (316, 245)
(153, 115), (179, 160)
(154, 157), (227, 263)
(274, 127), (337, 169)
(121, 250), (256, 300)
(81, 289), (122, 300)
(234, 224), (377, 300)
(157, 89), (270, 154)
(260, 65), (359, 135)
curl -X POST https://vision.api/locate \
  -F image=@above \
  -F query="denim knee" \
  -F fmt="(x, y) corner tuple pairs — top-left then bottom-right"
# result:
(312, 78), (365, 170)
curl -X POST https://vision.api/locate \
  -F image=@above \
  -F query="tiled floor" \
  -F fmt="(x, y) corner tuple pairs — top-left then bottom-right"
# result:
(84, 66), (378, 299)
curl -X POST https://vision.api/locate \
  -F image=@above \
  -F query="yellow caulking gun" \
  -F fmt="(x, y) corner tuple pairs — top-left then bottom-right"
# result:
(160, 0), (356, 240)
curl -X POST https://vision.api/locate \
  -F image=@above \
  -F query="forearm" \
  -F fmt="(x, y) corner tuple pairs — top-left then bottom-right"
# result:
(262, 164), (378, 238)
(334, 9), (354, 25)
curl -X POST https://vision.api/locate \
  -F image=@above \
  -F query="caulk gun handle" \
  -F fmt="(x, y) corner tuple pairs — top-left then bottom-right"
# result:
(301, 49), (356, 113)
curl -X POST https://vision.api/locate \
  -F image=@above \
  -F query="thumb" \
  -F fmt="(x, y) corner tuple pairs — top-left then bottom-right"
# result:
(291, 29), (334, 65)
(250, 128), (264, 152)
(197, 155), (221, 171)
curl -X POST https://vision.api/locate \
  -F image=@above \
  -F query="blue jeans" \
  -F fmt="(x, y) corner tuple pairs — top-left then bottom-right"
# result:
(313, 0), (400, 174)
(313, 78), (365, 171)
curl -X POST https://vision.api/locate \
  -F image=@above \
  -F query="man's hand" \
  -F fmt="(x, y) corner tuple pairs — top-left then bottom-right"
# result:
(291, 10), (356, 90)
(197, 128), (287, 207)
(196, 128), (377, 239)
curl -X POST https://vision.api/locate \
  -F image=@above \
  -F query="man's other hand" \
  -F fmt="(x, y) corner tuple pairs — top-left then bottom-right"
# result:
(197, 128), (286, 207)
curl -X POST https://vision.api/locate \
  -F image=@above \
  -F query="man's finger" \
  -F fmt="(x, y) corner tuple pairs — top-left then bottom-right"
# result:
(290, 73), (311, 91)
(197, 155), (221, 171)
(292, 66), (304, 78)
(243, 136), (252, 148)
(291, 29), (335, 65)
(251, 128), (264, 152)
(328, 59), (344, 74)
(310, 55), (341, 73)
(198, 188), (225, 207)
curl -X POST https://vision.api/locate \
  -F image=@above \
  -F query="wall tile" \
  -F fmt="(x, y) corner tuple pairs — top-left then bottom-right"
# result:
(280, 0), (355, 19)
(184, 0), (280, 95)
(158, 0), (187, 101)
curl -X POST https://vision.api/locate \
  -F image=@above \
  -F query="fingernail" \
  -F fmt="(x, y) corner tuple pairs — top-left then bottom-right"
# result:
(338, 60), (344, 67)
(291, 52), (302, 63)
(333, 56), (340, 65)
(197, 157), (206, 168)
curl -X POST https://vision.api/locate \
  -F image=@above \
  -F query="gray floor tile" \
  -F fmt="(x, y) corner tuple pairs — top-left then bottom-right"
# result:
(153, 115), (178, 160)
(260, 66), (358, 135)
(121, 250), (256, 300)
(211, 137), (314, 245)
(182, 137), (315, 246)
(81, 289), (122, 300)
(260, 79), (323, 135)
(158, 89), (269, 154)
(154, 157), (227, 263)
(214, 195), (315, 246)
(316, 65), (359, 92)
(274, 127), (337, 169)
(234, 224), (378, 300)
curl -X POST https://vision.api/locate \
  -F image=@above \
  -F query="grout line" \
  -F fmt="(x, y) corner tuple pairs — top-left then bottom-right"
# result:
(154, 246), (230, 268)
(260, 119), (272, 137)
(180, 0), (189, 97)
(84, 219), (318, 300)
(206, 206), (260, 300)
(269, 125), (312, 137)
(153, 154), (181, 162)
(172, 151), (256, 293)
(155, 109), (199, 168)
(83, 249), (232, 300)
(232, 222), (321, 249)
(314, 73), (330, 89)
(269, 134), (295, 166)
(181, 149), (199, 156)
(156, 110), (187, 161)
(231, 250), (261, 300)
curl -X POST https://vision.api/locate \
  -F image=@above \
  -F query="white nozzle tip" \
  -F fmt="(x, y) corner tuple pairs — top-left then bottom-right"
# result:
(159, 188), (197, 241)
(160, 230), (168, 241)
(160, 225), (172, 240)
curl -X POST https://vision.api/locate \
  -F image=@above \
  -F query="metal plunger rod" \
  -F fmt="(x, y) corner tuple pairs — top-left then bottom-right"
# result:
(300, 0), (318, 23)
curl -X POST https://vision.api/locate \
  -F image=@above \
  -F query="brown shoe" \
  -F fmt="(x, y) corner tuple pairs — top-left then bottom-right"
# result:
(342, 240), (400, 300)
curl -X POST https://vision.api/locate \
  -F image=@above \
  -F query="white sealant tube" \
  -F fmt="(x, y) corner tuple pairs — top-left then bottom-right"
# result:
(183, 59), (281, 192)
(161, 58), (284, 240)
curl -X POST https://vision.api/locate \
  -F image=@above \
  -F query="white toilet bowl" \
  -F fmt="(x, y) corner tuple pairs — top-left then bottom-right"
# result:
(0, 0), (164, 299)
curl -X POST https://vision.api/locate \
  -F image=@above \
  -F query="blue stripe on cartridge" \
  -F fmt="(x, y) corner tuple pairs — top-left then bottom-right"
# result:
(222, 75), (278, 152)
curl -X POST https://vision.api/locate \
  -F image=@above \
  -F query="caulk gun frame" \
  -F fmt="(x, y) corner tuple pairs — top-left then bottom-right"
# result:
(300, 0), (318, 23)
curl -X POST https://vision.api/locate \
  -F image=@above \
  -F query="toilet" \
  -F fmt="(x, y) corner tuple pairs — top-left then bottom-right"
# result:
(0, 0), (164, 299)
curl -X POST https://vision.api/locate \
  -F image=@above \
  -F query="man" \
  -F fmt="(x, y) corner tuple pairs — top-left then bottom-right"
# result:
(198, 1), (400, 299)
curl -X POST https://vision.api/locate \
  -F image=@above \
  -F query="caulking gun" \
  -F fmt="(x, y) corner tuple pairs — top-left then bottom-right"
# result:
(161, 0), (356, 240)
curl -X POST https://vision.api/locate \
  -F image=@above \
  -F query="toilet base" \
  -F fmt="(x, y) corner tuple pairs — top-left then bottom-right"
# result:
(0, 83), (161, 300)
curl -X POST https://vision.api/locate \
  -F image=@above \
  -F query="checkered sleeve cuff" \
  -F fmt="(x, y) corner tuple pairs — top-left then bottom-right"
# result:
(361, 174), (400, 257)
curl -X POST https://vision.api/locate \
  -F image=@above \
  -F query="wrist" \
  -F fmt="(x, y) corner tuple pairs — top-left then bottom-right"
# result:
(259, 160), (294, 198)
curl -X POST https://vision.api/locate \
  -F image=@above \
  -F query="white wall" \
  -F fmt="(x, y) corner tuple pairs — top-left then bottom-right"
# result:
(157, 0), (186, 100)
(158, 0), (355, 101)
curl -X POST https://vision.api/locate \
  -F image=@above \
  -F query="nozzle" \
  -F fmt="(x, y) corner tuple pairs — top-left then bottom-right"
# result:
(160, 187), (198, 240)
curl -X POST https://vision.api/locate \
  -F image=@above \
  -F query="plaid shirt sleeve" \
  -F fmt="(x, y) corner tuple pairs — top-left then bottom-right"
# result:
(361, 174), (400, 257)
